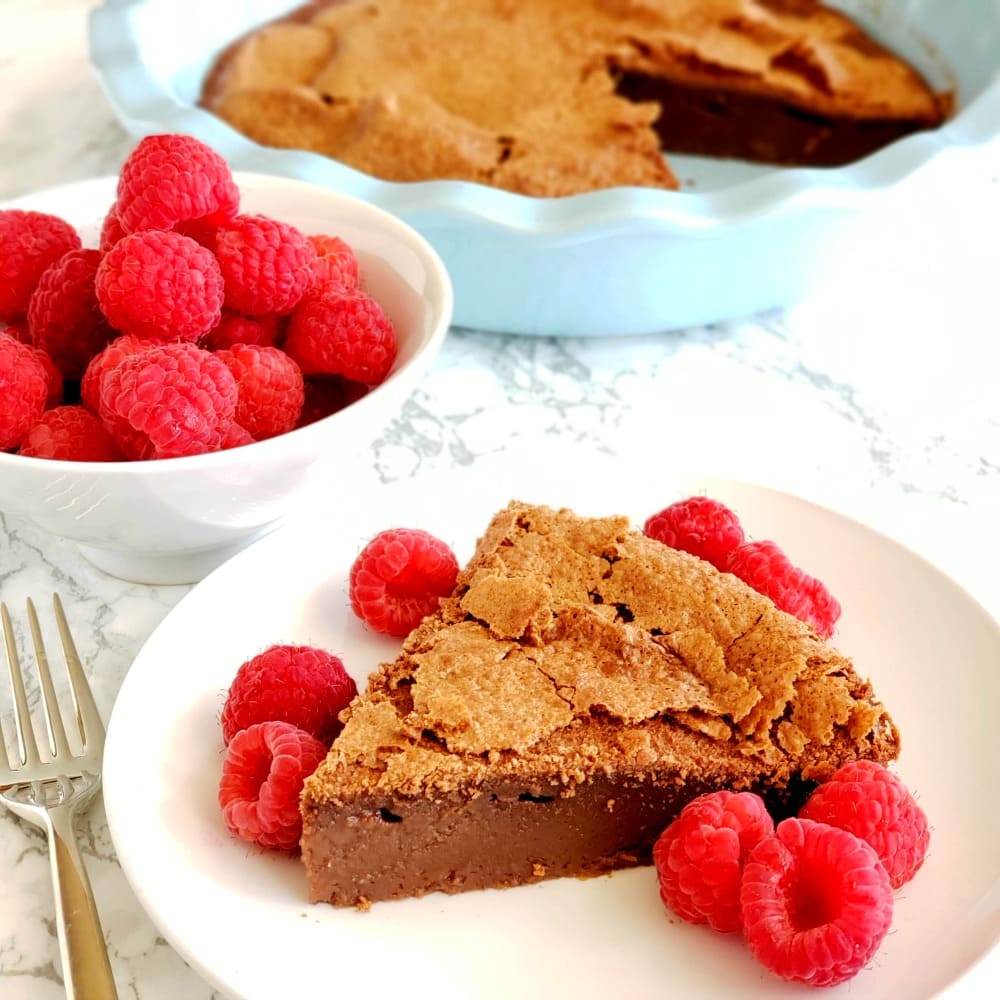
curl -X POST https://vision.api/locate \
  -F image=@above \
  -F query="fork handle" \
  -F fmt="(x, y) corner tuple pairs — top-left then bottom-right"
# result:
(45, 806), (119, 999)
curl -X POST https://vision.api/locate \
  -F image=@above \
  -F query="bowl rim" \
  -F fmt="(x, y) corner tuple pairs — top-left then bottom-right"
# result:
(87, 0), (1000, 235)
(0, 171), (454, 477)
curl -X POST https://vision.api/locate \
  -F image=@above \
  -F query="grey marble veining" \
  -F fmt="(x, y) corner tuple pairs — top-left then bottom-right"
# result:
(1, 1), (998, 997)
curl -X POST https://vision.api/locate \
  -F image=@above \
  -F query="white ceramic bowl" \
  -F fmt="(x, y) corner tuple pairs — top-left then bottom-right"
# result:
(0, 172), (453, 585)
(88, 0), (1000, 336)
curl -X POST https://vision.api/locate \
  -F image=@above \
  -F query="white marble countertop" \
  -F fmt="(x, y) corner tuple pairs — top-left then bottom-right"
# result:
(1, 1), (998, 997)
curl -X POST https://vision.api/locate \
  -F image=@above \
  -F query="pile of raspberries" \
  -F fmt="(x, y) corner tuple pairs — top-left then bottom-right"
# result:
(0, 133), (396, 461)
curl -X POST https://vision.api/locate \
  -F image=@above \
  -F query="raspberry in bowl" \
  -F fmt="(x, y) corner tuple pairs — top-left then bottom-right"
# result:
(0, 136), (452, 583)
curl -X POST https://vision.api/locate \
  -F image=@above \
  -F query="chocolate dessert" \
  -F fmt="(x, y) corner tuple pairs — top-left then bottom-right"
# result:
(202, 0), (949, 197)
(301, 502), (899, 907)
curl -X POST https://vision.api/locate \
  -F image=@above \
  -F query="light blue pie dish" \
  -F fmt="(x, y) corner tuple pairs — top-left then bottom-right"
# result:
(89, 0), (1000, 336)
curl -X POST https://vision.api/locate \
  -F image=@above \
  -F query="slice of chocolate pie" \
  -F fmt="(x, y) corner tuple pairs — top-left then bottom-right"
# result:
(301, 501), (899, 907)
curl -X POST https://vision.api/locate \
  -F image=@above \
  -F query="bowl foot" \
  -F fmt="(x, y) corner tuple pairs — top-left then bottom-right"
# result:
(77, 527), (280, 585)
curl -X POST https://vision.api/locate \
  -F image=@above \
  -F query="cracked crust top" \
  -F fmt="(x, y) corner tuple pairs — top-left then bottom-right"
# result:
(201, 0), (947, 197)
(304, 501), (899, 806)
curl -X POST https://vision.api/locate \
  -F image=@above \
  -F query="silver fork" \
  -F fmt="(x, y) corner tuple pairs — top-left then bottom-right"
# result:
(0, 594), (118, 999)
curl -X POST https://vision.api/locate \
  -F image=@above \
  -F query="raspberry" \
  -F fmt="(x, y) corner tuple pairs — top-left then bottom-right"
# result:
(99, 202), (126, 251)
(80, 334), (150, 413)
(30, 347), (64, 409)
(19, 406), (122, 462)
(1, 320), (30, 343)
(98, 341), (237, 460)
(726, 540), (841, 638)
(27, 249), (114, 379)
(220, 421), (254, 449)
(652, 791), (774, 932)
(116, 134), (239, 235)
(218, 721), (327, 851)
(309, 234), (360, 291)
(741, 818), (893, 987)
(221, 644), (357, 745)
(0, 331), (49, 450)
(799, 760), (929, 889)
(213, 214), (317, 317)
(644, 497), (745, 571)
(284, 286), (397, 384)
(0, 210), (82, 322)
(95, 230), (224, 343)
(297, 375), (368, 427)
(202, 311), (281, 351)
(350, 528), (459, 636)
(216, 344), (304, 440)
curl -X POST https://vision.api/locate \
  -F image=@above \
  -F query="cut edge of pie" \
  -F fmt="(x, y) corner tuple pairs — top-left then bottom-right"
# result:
(301, 500), (899, 908)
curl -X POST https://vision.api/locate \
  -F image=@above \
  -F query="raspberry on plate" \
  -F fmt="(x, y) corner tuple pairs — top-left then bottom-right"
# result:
(99, 202), (126, 251)
(740, 817), (893, 987)
(213, 214), (317, 317)
(19, 406), (123, 462)
(216, 344), (305, 441)
(652, 790), (773, 932)
(116, 133), (239, 234)
(284, 285), (397, 385)
(350, 528), (459, 636)
(218, 721), (327, 852)
(644, 496), (745, 571)
(221, 644), (357, 745)
(0, 331), (50, 450)
(726, 540), (841, 638)
(28, 249), (114, 379)
(799, 760), (929, 888)
(95, 230), (225, 343)
(98, 341), (237, 460)
(0, 209), (82, 322)
(309, 234), (360, 291)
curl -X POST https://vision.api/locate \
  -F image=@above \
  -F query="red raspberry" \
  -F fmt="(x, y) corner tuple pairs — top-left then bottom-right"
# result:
(309, 234), (360, 291)
(80, 334), (150, 413)
(644, 496), (745, 571)
(2, 320), (31, 343)
(19, 406), (123, 461)
(799, 760), (929, 889)
(98, 342), (237, 460)
(218, 721), (327, 851)
(297, 375), (368, 427)
(741, 818), (893, 987)
(213, 214), (317, 317)
(215, 344), (304, 440)
(0, 332), (49, 450)
(0, 210), (82, 322)
(116, 134), (239, 235)
(726, 540), (841, 638)
(30, 346), (64, 409)
(220, 421), (254, 449)
(350, 528), (459, 636)
(221, 644), (357, 745)
(99, 202), (126, 251)
(202, 311), (281, 351)
(652, 791), (773, 933)
(95, 230), (224, 343)
(27, 249), (115, 379)
(285, 286), (397, 384)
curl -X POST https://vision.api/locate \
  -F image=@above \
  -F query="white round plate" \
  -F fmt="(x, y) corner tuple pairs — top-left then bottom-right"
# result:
(103, 458), (1000, 1000)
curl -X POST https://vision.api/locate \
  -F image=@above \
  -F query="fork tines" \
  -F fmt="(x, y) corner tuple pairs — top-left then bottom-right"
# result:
(0, 594), (104, 779)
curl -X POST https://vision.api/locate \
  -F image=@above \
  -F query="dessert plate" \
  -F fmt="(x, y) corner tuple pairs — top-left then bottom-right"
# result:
(103, 461), (1000, 999)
